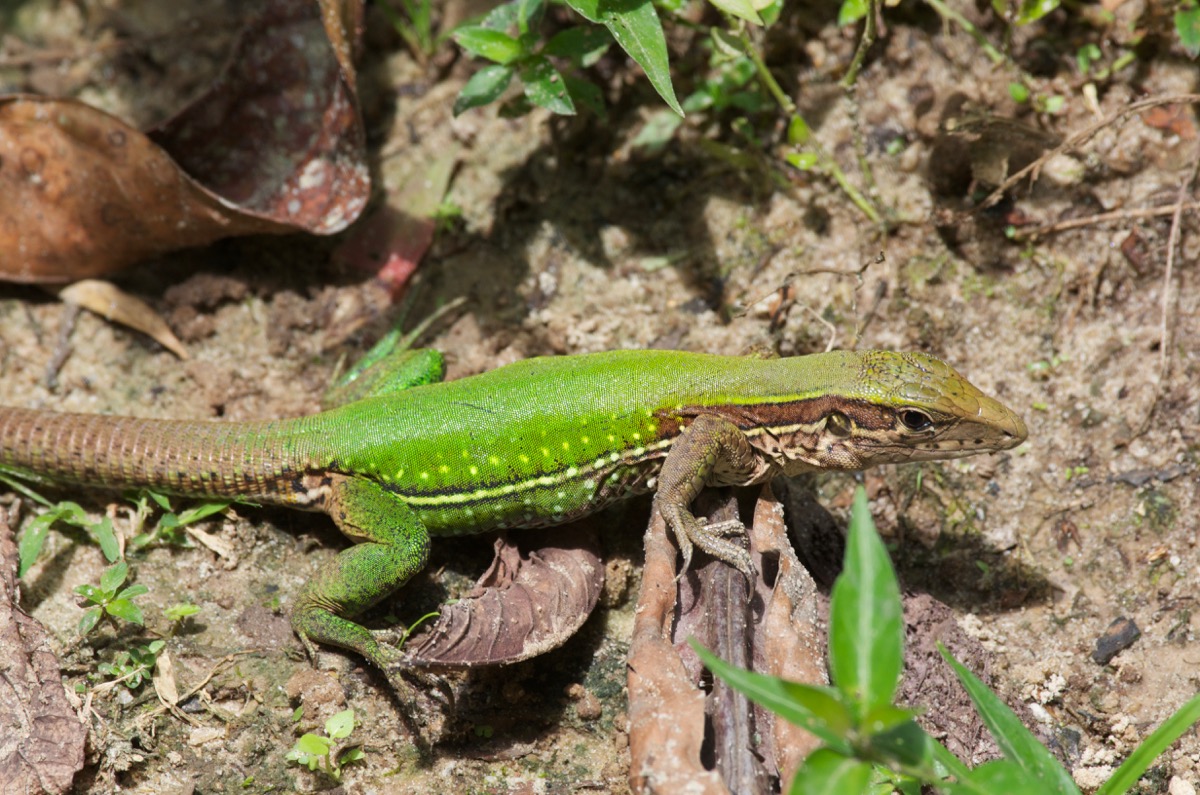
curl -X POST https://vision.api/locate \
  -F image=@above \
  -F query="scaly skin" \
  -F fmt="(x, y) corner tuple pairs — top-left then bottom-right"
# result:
(0, 349), (1026, 671)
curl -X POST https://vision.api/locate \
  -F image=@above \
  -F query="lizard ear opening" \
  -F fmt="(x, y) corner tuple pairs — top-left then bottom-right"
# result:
(826, 411), (852, 438)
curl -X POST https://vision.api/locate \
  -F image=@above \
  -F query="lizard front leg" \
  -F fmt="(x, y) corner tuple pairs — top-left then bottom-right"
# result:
(292, 474), (429, 671)
(653, 413), (763, 579)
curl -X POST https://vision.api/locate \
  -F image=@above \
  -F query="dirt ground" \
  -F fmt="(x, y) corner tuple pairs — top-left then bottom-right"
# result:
(2, 0), (1199, 793)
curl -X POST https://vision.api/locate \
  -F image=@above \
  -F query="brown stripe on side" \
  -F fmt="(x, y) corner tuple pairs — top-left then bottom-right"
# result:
(656, 396), (897, 435)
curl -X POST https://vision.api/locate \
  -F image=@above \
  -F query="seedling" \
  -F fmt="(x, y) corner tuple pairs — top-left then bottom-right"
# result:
(96, 640), (166, 689)
(74, 560), (148, 636)
(286, 709), (365, 782)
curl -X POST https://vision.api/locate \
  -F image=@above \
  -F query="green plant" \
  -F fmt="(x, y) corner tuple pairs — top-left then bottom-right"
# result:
(286, 709), (365, 781)
(695, 486), (1200, 793)
(127, 491), (230, 550)
(453, 0), (614, 117)
(163, 602), (201, 626)
(74, 560), (149, 635)
(379, 0), (442, 63)
(13, 497), (120, 576)
(96, 639), (165, 689)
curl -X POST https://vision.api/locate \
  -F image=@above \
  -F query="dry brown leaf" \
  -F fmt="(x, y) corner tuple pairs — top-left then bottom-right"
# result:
(153, 648), (180, 707)
(401, 524), (605, 667)
(0, 509), (88, 795)
(57, 279), (188, 359)
(628, 486), (825, 794)
(0, 0), (369, 283)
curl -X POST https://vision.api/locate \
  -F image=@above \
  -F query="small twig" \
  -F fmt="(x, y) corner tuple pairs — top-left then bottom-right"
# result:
(1011, 202), (1200, 239)
(1128, 151), (1199, 441)
(44, 303), (80, 391)
(980, 93), (1200, 210)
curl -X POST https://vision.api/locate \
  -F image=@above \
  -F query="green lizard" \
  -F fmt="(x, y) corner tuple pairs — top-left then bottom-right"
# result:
(0, 339), (1025, 674)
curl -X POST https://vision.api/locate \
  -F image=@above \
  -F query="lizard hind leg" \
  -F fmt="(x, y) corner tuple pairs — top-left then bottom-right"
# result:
(292, 474), (430, 671)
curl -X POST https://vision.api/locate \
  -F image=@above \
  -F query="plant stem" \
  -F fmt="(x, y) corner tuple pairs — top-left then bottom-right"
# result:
(922, 0), (1006, 64)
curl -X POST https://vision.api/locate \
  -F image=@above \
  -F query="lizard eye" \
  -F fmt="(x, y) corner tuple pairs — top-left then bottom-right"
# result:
(826, 411), (852, 437)
(899, 410), (933, 432)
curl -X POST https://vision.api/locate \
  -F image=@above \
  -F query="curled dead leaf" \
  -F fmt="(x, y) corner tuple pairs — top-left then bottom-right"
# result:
(400, 524), (605, 667)
(0, 0), (369, 283)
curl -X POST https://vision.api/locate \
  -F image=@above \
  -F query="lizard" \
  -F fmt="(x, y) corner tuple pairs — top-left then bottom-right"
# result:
(0, 337), (1026, 676)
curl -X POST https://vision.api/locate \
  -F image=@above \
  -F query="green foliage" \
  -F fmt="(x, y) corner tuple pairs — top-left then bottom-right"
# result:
(696, 486), (1200, 794)
(74, 560), (149, 636)
(163, 602), (201, 624)
(1177, 3), (1200, 58)
(96, 640), (165, 689)
(128, 492), (230, 550)
(286, 709), (365, 781)
(378, 0), (443, 61)
(452, 0), (612, 116)
(18, 500), (119, 576)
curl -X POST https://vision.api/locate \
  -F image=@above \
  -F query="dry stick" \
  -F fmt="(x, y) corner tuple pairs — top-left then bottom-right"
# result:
(1014, 202), (1200, 239)
(979, 93), (1200, 211)
(1129, 152), (1199, 442)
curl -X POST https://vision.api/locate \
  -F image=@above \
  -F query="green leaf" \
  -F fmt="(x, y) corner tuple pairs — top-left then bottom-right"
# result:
(18, 512), (56, 577)
(174, 501), (230, 526)
(1015, 0), (1059, 24)
(862, 717), (932, 769)
(964, 759), (1047, 793)
(940, 646), (1080, 795)
(454, 65), (515, 115)
(837, 0), (869, 26)
(829, 487), (903, 714)
(787, 115), (811, 145)
(1177, 7), (1200, 57)
(691, 640), (853, 750)
(788, 748), (872, 795)
(295, 733), (333, 757)
(325, 709), (356, 740)
(1095, 692), (1200, 795)
(564, 76), (607, 116)
(91, 517), (120, 562)
(480, 0), (521, 30)
(1008, 82), (1030, 103)
(520, 56), (576, 115)
(563, 0), (682, 115)
(146, 490), (173, 510)
(453, 26), (524, 64)
(340, 746), (366, 765)
(164, 603), (201, 621)
(77, 606), (102, 636)
(544, 26), (613, 67)
(99, 561), (129, 594)
(707, 0), (763, 25)
(517, 0), (545, 35)
(105, 599), (145, 626)
(116, 584), (149, 600)
(630, 109), (684, 152)
(786, 152), (819, 171)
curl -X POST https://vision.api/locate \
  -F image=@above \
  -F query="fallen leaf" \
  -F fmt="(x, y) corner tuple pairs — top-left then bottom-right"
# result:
(0, 509), (88, 795)
(401, 524), (605, 667)
(57, 279), (188, 359)
(0, 0), (370, 283)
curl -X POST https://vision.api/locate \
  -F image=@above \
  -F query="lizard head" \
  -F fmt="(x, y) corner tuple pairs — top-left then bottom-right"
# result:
(779, 351), (1027, 472)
